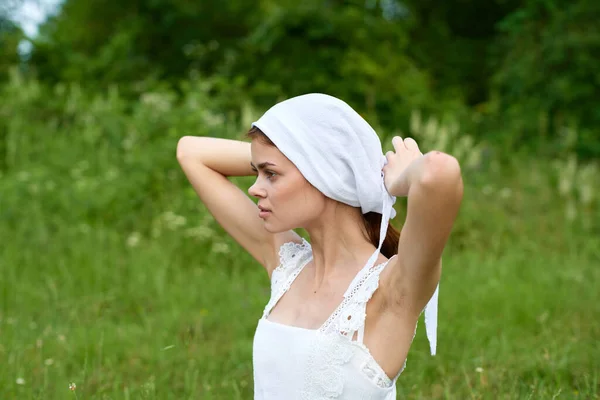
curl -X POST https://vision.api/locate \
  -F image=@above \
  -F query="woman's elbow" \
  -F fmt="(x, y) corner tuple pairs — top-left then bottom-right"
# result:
(176, 136), (199, 163)
(420, 152), (463, 193)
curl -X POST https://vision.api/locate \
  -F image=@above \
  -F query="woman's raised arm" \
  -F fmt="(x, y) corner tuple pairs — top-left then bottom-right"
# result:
(176, 136), (300, 275)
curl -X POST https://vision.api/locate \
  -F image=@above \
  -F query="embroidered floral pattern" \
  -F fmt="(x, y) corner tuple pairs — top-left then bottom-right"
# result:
(300, 333), (355, 399)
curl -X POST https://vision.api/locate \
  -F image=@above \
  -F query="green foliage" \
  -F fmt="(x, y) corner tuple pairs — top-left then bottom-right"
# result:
(29, 0), (259, 86)
(13, 0), (598, 156)
(0, 68), (238, 236)
(26, 0), (461, 134)
(491, 0), (600, 157)
(0, 16), (23, 82)
(401, 0), (522, 105)
(233, 1), (438, 128)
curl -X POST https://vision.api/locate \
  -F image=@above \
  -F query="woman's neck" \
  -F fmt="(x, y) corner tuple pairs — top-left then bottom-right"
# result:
(303, 203), (377, 292)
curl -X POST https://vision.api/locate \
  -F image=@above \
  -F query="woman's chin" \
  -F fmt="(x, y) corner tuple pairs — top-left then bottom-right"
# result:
(263, 222), (291, 234)
(263, 223), (276, 233)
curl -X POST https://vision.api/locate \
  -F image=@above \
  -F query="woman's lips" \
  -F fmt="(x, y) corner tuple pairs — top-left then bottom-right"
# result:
(259, 210), (271, 218)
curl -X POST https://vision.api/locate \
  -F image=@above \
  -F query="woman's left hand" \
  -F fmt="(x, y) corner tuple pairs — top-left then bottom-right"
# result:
(382, 136), (423, 197)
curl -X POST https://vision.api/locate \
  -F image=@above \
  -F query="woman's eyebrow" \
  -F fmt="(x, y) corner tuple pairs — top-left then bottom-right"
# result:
(250, 161), (277, 170)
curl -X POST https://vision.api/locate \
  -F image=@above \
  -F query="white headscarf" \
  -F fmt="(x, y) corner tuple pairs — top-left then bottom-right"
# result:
(252, 93), (438, 355)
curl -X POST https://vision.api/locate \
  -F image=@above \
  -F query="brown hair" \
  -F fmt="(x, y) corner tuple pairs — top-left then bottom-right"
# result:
(246, 126), (400, 258)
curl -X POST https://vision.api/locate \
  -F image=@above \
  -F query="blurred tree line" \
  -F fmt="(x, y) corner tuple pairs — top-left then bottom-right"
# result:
(1, 0), (599, 157)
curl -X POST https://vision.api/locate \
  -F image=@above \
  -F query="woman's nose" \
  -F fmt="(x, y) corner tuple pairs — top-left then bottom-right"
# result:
(248, 180), (265, 198)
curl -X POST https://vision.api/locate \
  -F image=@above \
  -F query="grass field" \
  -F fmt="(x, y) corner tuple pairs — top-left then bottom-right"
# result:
(1, 155), (599, 399)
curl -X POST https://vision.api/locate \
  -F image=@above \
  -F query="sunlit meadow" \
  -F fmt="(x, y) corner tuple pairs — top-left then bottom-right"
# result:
(1, 75), (598, 399)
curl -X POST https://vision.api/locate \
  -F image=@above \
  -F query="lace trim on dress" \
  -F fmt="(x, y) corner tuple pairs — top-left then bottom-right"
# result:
(278, 238), (311, 267)
(360, 356), (393, 389)
(263, 238), (312, 318)
(320, 260), (389, 337)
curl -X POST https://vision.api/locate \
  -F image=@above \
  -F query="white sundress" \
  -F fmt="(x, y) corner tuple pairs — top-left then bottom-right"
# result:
(253, 238), (414, 399)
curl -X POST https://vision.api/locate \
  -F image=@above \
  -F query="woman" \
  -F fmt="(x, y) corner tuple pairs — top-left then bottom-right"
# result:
(177, 93), (463, 399)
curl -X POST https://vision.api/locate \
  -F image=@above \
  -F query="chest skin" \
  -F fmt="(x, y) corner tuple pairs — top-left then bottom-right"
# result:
(267, 260), (351, 329)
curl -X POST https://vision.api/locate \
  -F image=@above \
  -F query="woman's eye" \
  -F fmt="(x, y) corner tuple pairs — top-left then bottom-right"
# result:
(252, 169), (276, 180)
(265, 171), (277, 180)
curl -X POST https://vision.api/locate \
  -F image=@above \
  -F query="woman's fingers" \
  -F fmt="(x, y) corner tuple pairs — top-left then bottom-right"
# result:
(391, 136), (404, 152)
(403, 137), (420, 152)
(390, 136), (421, 159)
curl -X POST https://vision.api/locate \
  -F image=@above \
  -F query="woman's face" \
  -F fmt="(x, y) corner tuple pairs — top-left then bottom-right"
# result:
(248, 139), (327, 233)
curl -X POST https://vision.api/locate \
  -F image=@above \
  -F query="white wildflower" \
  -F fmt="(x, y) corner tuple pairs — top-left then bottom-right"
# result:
(212, 242), (229, 254)
(162, 211), (187, 230)
(127, 232), (141, 248)
(17, 171), (30, 181)
(140, 92), (172, 112)
(184, 226), (214, 240)
(579, 183), (594, 206)
(105, 167), (119, 181)
(499, 188), (512, 199)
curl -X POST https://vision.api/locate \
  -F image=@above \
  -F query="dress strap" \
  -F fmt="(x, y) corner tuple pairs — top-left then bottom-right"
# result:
(320, 255), (397, 340)
(354, 254), (397, 344)
(262, 238), (312, 318)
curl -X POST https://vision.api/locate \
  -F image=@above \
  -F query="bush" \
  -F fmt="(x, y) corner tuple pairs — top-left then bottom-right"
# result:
(490, 0), (600, 158)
